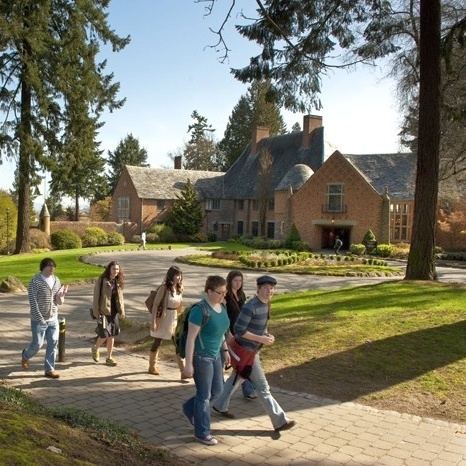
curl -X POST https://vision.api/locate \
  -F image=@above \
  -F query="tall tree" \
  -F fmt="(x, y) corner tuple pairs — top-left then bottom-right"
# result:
(183, 110), (218, 171)
(168, 178), (203, 235)
(107, 133), (149, 194)
(405, 0), (441, 279)
(218, 80), (286, 170)
(0, 0), (129, 252)
(201, 0), (465, 280)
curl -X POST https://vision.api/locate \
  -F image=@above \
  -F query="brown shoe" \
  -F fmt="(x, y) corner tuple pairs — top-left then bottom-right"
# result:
(275, 420), (296, 432)
(45, 371), (60, 379)
(21, 358), (29, 369)
(148, 367), (160, 375)
(213, 406), (235, 419)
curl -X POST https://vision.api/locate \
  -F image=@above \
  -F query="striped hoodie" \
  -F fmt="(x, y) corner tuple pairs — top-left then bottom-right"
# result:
(27, 273), (62, 323)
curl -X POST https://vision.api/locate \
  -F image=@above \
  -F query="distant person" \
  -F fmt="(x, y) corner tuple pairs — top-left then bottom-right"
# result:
(181, 275), (231, 446)
(213, 275), (296, 433)
(138, 231), (147, 250)
(334, 236), (343, 255)
(21, 258), (68, 378)
(148, 265), (185, 380)
(224, 270), (257, 399)
(91, 261), (125, 366)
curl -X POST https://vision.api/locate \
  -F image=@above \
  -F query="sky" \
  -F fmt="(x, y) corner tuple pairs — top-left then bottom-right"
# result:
(0, 0), (404, 202)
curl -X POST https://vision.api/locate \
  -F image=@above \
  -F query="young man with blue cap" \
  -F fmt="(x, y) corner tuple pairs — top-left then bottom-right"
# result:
(213, 274), (296, 432)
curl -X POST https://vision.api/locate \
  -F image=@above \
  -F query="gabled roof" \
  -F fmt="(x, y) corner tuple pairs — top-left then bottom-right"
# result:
(223, 128), (324, 199)
(124, 165), (225, 200)
(343, 153), (416, 200)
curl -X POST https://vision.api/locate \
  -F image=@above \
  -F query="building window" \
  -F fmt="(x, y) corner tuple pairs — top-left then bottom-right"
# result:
(267, 222), (275, 238)
(251, 221), (259, 236)
(252, 200), (259, 211)
(205, 199), (221, 210)
(237, 200), (244, 210)
(326, 184), (344, 212)
(157, 200), (165, 211)
(390, 203), (412, 242)
(268, 199), (274, 211)
(237, 220), (244, 235)
(117, 197), (130, 222)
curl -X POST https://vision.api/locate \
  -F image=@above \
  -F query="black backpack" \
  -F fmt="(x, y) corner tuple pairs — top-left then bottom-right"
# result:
(175, 301), (210, 359)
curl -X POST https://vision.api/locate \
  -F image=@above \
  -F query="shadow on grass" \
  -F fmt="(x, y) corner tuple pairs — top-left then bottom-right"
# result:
(269, 319), (466, 401)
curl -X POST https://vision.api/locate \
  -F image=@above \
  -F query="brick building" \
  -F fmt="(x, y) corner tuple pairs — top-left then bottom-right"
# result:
(111, 115), (460, 250)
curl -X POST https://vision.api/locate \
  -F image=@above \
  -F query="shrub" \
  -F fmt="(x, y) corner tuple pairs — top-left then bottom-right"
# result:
(51, 230), (82, 250)
(292, 240), (310, 251)
(30, 228), (51, 250)
(350, 243), (366, 256)
(107, 232), (125, 246)
(375, 243), (394, 257)
(284, 224), (301, 249)
(81, 227), (108, 247)
(207, 233), (217, 242)
(362, 229), (376, 244)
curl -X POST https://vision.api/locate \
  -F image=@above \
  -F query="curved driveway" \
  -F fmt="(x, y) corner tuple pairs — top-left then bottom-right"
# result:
(83, 248), (466, 321)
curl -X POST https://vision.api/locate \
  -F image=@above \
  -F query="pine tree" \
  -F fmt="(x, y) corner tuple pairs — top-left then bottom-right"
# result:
(0, 1), (129, 252)
(183, 111), (218, 171)
(168, 179), (203, 235)
(107, 134), (149, 194)
(218, 80), (286, 171)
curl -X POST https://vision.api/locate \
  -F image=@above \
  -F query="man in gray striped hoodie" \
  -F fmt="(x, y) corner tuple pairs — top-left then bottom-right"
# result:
(21, 258), (67, 378)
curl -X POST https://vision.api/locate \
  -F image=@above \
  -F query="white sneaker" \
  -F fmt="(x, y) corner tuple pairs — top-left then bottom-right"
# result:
(195, 435), (218, 446)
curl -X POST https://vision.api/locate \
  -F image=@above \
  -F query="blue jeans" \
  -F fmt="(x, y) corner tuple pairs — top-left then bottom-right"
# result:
(23, 319), (59, 373)
(182, 353), (224, 438)
(242, 378), (256, 398)
(213, 353), (288, 429)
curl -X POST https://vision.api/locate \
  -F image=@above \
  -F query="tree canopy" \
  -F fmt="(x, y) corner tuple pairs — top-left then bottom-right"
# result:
(201, 0), (466, 280)
(107, 133), (149, 194)
(0, 0), (129, 252)
(218, 80), (286, 170)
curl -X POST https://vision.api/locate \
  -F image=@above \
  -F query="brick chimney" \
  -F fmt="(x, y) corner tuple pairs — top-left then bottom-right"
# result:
(301, 115), (322, 148)
(174, 155), (182, 169)
(251, 126), (270, 155)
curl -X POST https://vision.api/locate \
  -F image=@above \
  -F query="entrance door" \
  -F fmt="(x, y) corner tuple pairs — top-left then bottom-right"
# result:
(322, 228), (351, 250)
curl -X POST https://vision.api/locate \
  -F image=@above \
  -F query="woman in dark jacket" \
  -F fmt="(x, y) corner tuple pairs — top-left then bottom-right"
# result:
(224, 270), (257, 399)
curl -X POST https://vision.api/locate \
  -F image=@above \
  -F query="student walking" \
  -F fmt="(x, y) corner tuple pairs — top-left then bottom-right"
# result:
(181, 275), (231, 446)
(148, 265), (185, 379)
(213, 275), (296, 432)
(224, 270), (257, 399)
(91, 261), (125, 366)
(21, 258), (68, 378)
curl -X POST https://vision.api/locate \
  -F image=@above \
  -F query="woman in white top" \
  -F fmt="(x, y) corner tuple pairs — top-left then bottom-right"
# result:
(148, 265), (184, 379)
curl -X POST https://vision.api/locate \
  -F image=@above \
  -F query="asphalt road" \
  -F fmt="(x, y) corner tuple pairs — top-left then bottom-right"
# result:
(80, 248), (466, 322)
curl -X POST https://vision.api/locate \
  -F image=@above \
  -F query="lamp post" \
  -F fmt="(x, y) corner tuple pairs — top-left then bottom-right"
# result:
(6, 208), (10, 255)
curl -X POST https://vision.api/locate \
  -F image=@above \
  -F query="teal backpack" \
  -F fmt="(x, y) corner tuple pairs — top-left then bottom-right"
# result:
(175, 301), (210, 358)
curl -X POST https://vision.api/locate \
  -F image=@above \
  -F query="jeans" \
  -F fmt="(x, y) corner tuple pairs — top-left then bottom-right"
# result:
(182, 353), (224, 438)
(23, 318), (59, 373)
(242, 379), (256, 398)
(214, 353), (288, 429)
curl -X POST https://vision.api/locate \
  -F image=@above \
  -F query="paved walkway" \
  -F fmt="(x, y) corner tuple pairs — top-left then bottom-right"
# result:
(1, 249), (465, 465)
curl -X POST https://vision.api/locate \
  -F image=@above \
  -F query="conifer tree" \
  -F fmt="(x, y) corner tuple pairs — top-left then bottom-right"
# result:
(218, 80), (286, 171)
(0, 0), (129, 252)
(168, 179), (203, 235)
(107, 134), (149, 194)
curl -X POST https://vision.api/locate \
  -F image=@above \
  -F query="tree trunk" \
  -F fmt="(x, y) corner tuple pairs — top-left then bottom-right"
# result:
(405, 0), (441, 280)
(15, 65), (33, 254)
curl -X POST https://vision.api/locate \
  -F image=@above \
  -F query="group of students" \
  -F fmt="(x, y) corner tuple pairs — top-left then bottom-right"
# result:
(147, 266), (296, 446)
(20, 258), (296, 446)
